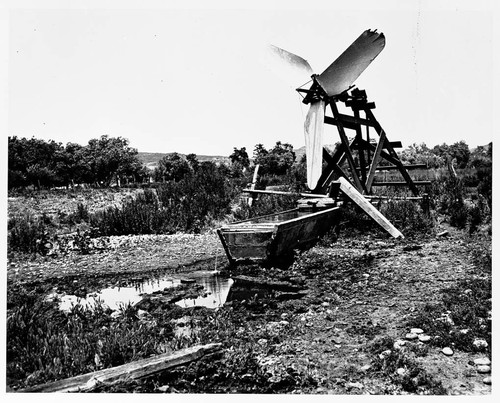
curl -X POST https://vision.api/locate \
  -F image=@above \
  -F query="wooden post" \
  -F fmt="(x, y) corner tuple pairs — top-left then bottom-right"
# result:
(248, 164), (260, 207)
(365, 131), (387, 192)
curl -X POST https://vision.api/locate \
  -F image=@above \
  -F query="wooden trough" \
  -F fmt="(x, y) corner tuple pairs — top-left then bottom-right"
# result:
(217, 205), (340, 264)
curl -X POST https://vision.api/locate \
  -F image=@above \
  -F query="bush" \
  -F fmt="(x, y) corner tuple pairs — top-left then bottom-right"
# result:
(380, 200), (434, 236)
(90, 164), (237, 235)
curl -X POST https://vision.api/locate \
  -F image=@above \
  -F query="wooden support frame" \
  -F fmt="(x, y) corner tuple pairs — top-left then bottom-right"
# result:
(314, 88), (424, 197)
(329, 102), (366, 193)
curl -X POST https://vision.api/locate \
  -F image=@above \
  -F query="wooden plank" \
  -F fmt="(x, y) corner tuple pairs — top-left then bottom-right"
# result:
(20, 343), (222, 393)
(364, 195), (424, 200)
(354, 109), (367, 184)
(242, 189), (329, 198)
(358, 138), (401, 166)
(217, 228), (235, 265)
(371, 181), (431, 186)
(336, 177), (403, 239)
(354, 141), (402, 149)
(365, 109), (419, 196)
(365, 130), (387, 192)
(373, 164), (428, 171)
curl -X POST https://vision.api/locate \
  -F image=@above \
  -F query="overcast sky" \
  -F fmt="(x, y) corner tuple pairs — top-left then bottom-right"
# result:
(4, 0), (497, 157)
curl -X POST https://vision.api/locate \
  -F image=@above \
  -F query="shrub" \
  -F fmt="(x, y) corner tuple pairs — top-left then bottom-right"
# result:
(90, 164), (237, 235)
(380, 200), (434, 236)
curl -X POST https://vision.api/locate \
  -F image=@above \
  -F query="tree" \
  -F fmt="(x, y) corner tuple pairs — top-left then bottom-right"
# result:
(85, 135), (143, 186)
(229, 147), (250, 169)
(400, 142), (444, 168)
(432, 141), (470, 169)
(186, 153), (200, 172)
(154, 152), (191, 182)
(253, 141), (296, 176)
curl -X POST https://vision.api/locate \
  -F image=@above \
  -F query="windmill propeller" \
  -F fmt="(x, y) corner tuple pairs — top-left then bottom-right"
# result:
(267, 30), (385, 190)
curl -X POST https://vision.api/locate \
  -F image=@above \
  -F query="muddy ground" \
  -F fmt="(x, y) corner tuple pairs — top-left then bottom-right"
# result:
(7, 220), (492, 395)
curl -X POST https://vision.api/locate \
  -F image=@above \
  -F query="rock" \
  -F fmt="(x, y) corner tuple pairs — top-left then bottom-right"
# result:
(321, 302), (330, 307)
(483, 376), (492, 385)
(459, 328), (471, 335)
(473, 338), (488, 349)
(393, 339), (406, 350)
(476, 365), (491, 374)
(396, 368), (407, 376)
(418, 334), (431, 342)
(441, 347), (454, 356)
(474, 357), (491, 366)
(157, 385), (169, 392)
(379, 349), (392, 359)
(360, 364), (372, 372)
(405, 333), (418, 340)
(410, 328), (424, 334)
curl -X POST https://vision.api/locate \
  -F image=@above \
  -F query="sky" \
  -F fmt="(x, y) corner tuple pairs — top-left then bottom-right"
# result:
(3, 0), (498, 157)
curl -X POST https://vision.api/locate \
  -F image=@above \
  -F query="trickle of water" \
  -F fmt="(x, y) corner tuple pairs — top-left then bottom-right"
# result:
(48, 272), (234, 312)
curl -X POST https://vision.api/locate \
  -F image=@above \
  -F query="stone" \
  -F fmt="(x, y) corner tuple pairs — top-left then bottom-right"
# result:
(396, 368), (407, 376)
(405, 333), (418, 340)
(379, 349), (392, 359)
(157, 385), (169, 392)
(321, 301), (330, 307)
(393, 339), (407, 349)
(473, 338), (488, 350)
(346, 382), (363, 389)
(442, 347), (454, 356)
(410, 328), (424, 334)
(476, 365), (491, 374)
(483, 376), (492, 385)
(360, 364), (372, 372)
(418, 334), (431, 342)
(474, 357), (491, 366)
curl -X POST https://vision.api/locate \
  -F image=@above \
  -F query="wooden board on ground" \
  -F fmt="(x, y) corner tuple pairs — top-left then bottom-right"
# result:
(336, 177), (403, 239)
(20, 343), (222, 393)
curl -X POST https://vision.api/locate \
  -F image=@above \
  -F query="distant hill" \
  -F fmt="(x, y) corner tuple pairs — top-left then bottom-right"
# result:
(137, 152), (230, 170)
(294, 144), (337, 162)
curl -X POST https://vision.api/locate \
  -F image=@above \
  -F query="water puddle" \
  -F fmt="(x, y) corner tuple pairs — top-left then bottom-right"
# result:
(48, 271), (234, 312)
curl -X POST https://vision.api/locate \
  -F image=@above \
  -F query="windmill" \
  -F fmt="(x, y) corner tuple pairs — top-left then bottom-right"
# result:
(269, 30), (429, 196)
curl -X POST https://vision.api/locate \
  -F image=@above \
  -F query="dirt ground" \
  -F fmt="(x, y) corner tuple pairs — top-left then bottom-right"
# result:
(7, 220), (492, 394)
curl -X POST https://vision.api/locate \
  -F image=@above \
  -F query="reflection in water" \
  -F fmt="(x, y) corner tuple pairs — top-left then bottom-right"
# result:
(175, 277), (234, 309)
(49, 272), (233, 312)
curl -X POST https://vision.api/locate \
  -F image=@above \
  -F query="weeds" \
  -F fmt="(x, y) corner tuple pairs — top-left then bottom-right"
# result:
(7, 213), (52, 255)
(368, 336), (447, 394)
(232, 193), (299, 221)
(406, 276), (491, 353)
(7, 289), (177, 389)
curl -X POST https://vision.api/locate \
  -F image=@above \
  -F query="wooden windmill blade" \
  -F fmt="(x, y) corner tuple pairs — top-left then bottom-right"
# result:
(316, 30), (385, 97)
(264, 45), (314, 88)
